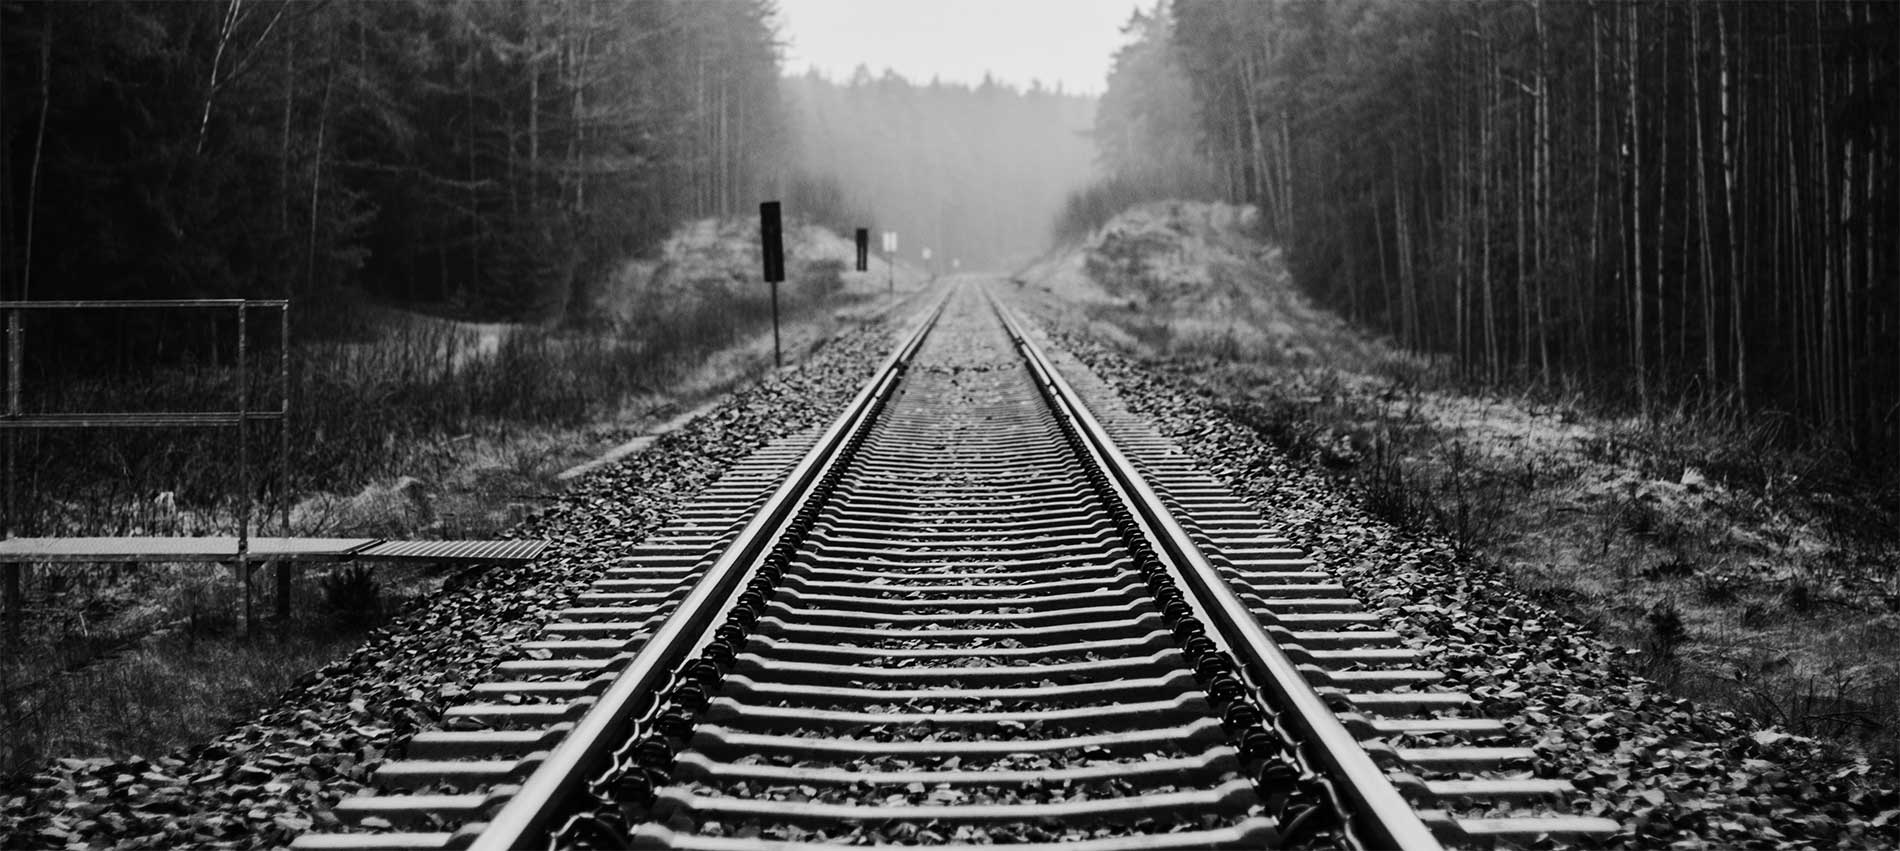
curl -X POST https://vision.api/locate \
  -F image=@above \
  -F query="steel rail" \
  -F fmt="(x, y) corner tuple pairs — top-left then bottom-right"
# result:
(466, 293), (951, 851)
(987, 291), (1444, 851)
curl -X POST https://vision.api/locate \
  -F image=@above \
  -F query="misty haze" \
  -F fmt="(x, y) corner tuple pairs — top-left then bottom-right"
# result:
(1, 2), (1896, 850)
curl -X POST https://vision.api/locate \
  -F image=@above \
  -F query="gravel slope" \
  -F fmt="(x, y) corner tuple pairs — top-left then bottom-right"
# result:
(1029, 314), (1900, 850)
(0, 322), (898, 851)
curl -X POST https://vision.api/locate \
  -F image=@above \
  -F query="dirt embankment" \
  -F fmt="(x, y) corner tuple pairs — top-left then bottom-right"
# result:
(1019, 201), (1900, 807)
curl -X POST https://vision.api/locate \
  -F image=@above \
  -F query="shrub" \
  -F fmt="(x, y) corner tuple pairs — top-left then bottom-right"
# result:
(804, 259), (847, 298)
(319, 565), (382, 625)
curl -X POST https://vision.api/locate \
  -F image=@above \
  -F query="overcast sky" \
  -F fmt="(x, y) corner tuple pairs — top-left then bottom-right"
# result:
(776, 0), (1139, 95)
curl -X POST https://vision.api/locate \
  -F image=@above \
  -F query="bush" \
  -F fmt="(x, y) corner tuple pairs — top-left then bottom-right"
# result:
(318, 565), (382, 625)
(804, 259), (846, 298)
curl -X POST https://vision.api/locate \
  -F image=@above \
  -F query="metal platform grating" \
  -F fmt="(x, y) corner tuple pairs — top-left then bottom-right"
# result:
(0, 537), (545, 564)
(353, 539), (548, 563)
(0, 537), (376, 563)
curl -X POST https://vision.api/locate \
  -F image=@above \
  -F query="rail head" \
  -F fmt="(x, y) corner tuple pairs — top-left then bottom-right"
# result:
(985, 290), (1444, 851)
(465, 293), (950, 851)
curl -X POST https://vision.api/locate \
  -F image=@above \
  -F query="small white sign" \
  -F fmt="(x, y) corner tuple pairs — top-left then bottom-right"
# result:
(922, 248), (932, 261)
(882, 231), (897, 253)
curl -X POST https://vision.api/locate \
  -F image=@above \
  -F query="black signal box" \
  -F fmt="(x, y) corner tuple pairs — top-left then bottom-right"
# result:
(760, 202), (784, 283)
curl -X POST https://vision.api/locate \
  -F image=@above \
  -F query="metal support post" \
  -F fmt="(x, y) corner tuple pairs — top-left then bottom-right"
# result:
(237, 305), (251, 636)
(1, 564), (16, 647)
(770, 281), (782, 369)
(0, 299), (292, 641)
(277, 305), (292, 623)
(5, 309), (18, 533)
(4, 309), (21, 645)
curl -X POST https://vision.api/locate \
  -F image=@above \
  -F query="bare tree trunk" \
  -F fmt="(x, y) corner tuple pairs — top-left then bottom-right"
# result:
(1814, 0), (1838, 428)
(1505, 59), (1531, 379)
(1397, 167), (1420, 351)
(1277, 108), (1295, 233)
(527, 2), (539, 175)
(1627, 2), (1646, 405)
(304, 59), (333, 298)
(279, 26), (296, 235)
(1533, 0), (1552, 380)
(1483, 38), (1500, 381)
(197, 0), (245, 156)
(1240, 50), (1272, 208)
(21, 15), (52, 300)
(1651, 13), (1670, 387)
(1452, 30), (1469, 373)
(1585, 2), (1604, 378)
(1717, 3), (1745, 406)
(465, 35), (479, 304)
(1691, 5), (1718, 387)
(1375, 179), (1395, 340)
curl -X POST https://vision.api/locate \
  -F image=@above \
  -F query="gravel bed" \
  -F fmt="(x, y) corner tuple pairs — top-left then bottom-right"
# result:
(771, 698), (1130, 714)
(849, 578), (1061, 588)
(687, 777), (1231, 807)
(829, 589), (1081, 602)
(0, 323), (899, 850)
(860, 637), (1059, 650)
(1033, 319), (1900, 849)
(832, 672), (1130, 691)
(902, 607), (1052, 617)
(682, 815), (1242, 845)
(761, 722), (1161, 744)
(856, 652), (1127, 668)
(837, 748), (1203, 773)
(890, 621), (1016, 632)
(820, 564), (1084, 576)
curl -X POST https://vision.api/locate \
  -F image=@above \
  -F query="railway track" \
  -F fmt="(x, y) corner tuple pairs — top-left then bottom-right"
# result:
(296, 284), (1618, 850)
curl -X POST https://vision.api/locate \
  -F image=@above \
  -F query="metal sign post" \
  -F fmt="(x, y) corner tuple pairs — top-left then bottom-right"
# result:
(854, 228), (869, 273)
(760, 202), (785, 369)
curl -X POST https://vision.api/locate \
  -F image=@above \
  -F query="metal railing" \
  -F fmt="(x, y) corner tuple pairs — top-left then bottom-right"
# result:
(1, 298), (291, 640)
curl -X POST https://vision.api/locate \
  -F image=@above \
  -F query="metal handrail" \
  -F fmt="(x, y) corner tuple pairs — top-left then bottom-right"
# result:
(2, 297), (293, 639)
(466, 292), (951, 851)
(0, 299), (291, 309)
(988, 292), (1443, 851)
(0, 411), (286, 428)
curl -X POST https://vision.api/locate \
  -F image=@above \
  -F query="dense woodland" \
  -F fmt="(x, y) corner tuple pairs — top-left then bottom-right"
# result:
(784, 69), (1097, 271)
(1058, 4), (1219, 240)
(0, 0), (781, 330)
(1096, 1), (1898, 457)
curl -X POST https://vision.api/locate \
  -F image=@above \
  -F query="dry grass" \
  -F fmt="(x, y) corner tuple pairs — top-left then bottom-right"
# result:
(1191, 351), (1900, 760)
(10, 225), (874, 540)
(4, 626), (357, 766)
(0, 562), (452, 771)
